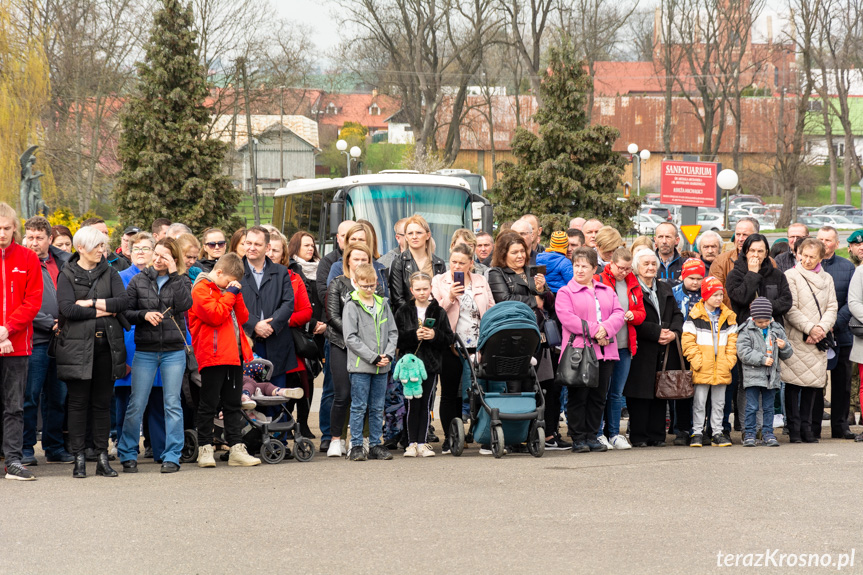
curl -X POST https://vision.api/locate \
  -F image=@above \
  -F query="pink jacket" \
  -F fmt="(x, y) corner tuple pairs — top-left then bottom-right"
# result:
(556, 278), (626, 361)
(431, 271), (495, 332)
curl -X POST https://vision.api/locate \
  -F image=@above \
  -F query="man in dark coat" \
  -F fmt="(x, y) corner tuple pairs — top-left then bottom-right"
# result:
(775, 223), (809, 273)
(241, 226), (295, 388)
(654, 222), (684, 286)
(816, 226), (857, 439)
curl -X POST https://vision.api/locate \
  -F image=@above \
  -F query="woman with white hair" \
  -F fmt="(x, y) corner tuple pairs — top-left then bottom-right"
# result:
(56, 226), (129, 478)
(623, 247), (684, 447)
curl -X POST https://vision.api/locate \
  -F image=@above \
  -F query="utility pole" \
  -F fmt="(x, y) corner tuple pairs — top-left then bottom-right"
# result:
(239, 57), (260, 225)
(279, 86), (285, 189)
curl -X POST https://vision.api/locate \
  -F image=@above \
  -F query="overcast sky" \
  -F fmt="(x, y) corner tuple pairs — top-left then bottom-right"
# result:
(278, 0), (341, 55)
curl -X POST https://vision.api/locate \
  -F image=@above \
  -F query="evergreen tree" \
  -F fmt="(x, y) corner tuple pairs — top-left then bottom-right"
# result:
(489, 44), (638, 235)
(114, 0), (238, 231)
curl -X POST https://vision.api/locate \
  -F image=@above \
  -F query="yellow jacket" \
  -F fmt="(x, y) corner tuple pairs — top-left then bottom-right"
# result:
(681, 300), (738, 385)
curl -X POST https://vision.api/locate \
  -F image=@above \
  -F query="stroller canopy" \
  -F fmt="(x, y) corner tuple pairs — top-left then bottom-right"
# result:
(477, 301), (541, 351)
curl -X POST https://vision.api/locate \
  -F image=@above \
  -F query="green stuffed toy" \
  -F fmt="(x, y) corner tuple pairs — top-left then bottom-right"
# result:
(393, 354), (427, 399)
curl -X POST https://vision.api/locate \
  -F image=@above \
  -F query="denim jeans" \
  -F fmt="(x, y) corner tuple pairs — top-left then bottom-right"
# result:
(319, 341), (334, 441)
(745, 387), (776, 439)
(23, 343), (67, 456)
(600, 349), (631, 437)
(349, 372), (387, 448)
(118, 350), (186, 465)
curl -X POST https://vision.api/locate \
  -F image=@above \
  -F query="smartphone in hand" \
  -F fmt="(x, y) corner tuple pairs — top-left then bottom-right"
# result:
(529, 265), (547, 276)
(423, 318), (436, 328)
(453, 271), (465, 286)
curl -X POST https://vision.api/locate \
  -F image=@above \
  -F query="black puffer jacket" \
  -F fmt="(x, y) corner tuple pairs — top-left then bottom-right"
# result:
(317, 247), (342, 305)
(388, 250), (446, 313)
(56, 255), (128, 381)
(194, 258), (218, 274)
(326, 274), (386, 349)
(487, 266), (555, 329)
(394, 298), (453, 374)
(124, 267), (193, 353)
(726, 255), (792, 324)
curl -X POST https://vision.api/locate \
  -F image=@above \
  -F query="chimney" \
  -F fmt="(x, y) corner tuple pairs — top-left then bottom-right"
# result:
(372, 88), (378, 98)
(766, 15), (773, 44)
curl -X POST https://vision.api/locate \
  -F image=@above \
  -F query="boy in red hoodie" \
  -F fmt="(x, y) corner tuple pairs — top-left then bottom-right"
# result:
(189, 253), (260, 467)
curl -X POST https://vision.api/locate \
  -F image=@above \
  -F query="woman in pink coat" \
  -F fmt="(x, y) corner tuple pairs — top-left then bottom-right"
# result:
(431, 244), (494, 454)
(556, 247), (625, 453)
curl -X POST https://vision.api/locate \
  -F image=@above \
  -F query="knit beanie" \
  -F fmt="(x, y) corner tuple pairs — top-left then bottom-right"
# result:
(547, 231), (568, 255)
(749, 297), (773, 320)
(681, 258), (706, 280)
(701, 276), (724, 301)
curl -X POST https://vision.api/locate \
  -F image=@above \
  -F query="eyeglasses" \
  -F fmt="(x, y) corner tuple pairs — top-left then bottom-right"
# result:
(206, 241), (227, 248)
(613, 265), (632, 273)
(131, 247), (152, 253)
(358, 284), (377, 291)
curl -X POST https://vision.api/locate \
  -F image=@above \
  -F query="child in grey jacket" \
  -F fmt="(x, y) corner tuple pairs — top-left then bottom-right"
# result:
(342, 264), (399, 462)
(737, 297), (793, 447)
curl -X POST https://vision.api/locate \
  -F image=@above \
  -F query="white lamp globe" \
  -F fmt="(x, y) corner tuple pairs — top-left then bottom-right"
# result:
(717, 169), (739, 191)
(639, 149), (651, 161)
(336, 139), (348, 151)
(350, 146), (362, 158)
(627, 143), (638, 155)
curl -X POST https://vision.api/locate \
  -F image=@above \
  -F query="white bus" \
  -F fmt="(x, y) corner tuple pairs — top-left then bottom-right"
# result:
(272, 173), (493, 259)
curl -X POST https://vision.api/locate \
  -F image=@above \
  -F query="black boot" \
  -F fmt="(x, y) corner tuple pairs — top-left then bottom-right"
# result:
(73, 454), (86, 478)
(96, 452), (118, 477)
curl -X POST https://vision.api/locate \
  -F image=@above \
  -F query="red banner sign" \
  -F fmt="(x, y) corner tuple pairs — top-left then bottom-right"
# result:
(660, 161), (718, 208)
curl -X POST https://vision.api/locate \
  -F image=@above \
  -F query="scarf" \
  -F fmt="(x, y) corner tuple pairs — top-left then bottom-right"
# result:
(639, 277), (661, 318)
(294, 256), (319, 281)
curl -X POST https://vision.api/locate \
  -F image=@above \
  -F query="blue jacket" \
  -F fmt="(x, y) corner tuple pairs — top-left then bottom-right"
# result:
(535, 251), (573, 293)
(672, 283), (700, 319)
(656, 249), (683, 286)
(821, 253), (856, 347)
(327, 259), (390, 297)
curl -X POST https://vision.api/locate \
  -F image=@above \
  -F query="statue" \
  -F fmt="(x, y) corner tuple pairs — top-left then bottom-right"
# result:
(19, 145), (48, 219)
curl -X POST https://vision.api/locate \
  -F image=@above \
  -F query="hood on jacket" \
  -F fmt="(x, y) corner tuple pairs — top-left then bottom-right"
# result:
(563, 277), (613, 294)
(67, 252), (111, 283)
(689, 299), (736, 328)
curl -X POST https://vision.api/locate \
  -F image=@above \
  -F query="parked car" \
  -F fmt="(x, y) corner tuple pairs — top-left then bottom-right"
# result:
(812, 204), (857, 215)
(696, 212), (726, 231)
(631, 213), (665, 235)
(755, 216), (777, 231)
(817, 215), (859, 230)
(641, 206), (671, 222)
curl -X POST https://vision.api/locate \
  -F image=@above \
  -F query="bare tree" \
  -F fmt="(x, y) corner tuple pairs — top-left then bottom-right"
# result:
(556, 0), (639, 120)
(499, 0), (556, 106)
(654, 0), (685, 158)
(626, 9), (657, 62)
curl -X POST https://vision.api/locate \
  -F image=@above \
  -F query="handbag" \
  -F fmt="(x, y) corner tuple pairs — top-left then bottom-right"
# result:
(801, 276), (838, 363)
(850, 316), (863, 338)
(554, 319), (599, 388)
(654, 337), (694, 400)
(542, 311), (562, 348)
(292, 326), (320, 359)
(168, 315), (198, 373)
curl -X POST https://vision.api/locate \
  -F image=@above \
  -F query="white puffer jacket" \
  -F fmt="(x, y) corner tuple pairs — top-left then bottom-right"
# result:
(781, 264), (838, 388)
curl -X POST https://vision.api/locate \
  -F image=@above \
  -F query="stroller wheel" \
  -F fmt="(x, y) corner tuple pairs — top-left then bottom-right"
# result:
(260, 439), (286, 464)
(528, 424), (545, 458)
(449, 418), (465, 457)
(180, 429), (198, 464)
(491, 425), (505, 459)
(294, 438), (315, 462)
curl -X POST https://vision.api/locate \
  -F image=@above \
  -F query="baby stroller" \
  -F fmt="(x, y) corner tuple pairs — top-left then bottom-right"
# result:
(450, 301), (546, 459)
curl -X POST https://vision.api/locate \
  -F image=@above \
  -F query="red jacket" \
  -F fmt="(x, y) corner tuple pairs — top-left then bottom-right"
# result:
(189, 277), (253, 370)
(286, 269), (313, 373)
(1, 242), (43, 356)
(595, 267), (646, 355)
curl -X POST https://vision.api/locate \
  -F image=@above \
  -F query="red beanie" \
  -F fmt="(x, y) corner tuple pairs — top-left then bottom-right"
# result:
(701, 276), (724, 301)
(681, 258), (706, 280)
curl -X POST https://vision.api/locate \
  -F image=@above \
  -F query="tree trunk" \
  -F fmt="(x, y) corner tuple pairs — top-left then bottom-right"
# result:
(821, 102), (838, 204)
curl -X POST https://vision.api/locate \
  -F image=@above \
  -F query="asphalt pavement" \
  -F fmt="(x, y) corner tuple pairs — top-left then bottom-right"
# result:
(2, 427), (862, 575)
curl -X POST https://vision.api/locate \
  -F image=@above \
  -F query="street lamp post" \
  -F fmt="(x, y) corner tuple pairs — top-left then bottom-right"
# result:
(279, 85), (285, 188)
(717, 168), (739, 230)
(350, 145), (362, 174)
(627, 143), (651, 196)
(337, 139), (351, 176)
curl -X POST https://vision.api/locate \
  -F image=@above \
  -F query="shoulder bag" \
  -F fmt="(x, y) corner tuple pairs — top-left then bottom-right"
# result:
(654, 337), (693, 399)
(801, 276), (838, 368)
(554, 319), (599, 388)
(850, 316), (863, 338)
(292, 325), (320, 359)
(168, 315), (198, 373)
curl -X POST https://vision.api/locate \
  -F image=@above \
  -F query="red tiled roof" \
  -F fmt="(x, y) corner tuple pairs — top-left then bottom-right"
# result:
(591, 62), (666, 96)
(314, 93), (400, 131)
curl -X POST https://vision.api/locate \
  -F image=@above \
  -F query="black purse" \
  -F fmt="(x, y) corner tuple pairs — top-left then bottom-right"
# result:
(554, 320), (599, 388)
(168, 315), (198, 373)
(292, 326), (320, 359)
(849, 316), (863, 338)
(541, 311), (562, 348)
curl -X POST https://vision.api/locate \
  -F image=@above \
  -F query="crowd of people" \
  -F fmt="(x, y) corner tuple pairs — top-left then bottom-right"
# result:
(1, 201), (862, 481)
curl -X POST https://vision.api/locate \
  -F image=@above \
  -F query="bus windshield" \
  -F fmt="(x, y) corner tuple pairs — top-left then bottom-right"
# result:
(344, 184), (472, 260)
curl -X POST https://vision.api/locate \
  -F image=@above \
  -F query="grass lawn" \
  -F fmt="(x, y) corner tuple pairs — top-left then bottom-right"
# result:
(763, 184), (861, 207)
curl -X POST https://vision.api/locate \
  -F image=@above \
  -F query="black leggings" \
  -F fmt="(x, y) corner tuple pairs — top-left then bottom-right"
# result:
(440, 351), (464, 438)
(566, 360), (614, 442)
(328, 345), (351, 437)
(785, 383), (817, 440)
(197, 365), (243, 446)
(407, 375), (436, 444)
(67, 341), (115, 455)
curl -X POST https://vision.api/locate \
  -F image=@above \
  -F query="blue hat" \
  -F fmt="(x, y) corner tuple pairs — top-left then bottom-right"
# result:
(848, 230), (863, 244)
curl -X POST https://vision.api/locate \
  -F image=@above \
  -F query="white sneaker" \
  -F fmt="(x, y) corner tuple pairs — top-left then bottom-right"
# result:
(478, 446), (492, 455)
(417, 443), (435, 457)
(278, 387), (304, 399)
(404, 443), (418, 457)
(241, 395), (256, 410)
(327, 440), (343, 458)
(773, 414), (785, 428)
(197, 444), (216, 468)
(597, 435), (613, 450)
(228, 443), (261, 466)
(610, 435), (632, 450)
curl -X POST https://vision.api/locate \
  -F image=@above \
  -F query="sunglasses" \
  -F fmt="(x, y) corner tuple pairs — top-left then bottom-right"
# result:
(206, 241), (227, 248)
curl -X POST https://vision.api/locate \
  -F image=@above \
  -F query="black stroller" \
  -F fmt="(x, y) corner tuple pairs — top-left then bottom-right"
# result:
(449, 301), (546, 458)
